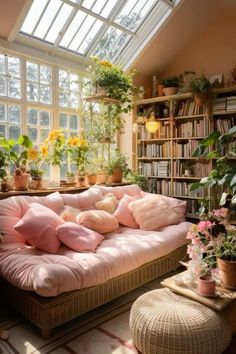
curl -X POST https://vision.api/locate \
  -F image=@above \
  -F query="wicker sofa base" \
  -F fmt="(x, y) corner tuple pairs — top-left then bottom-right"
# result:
(0, 245), (186, 337)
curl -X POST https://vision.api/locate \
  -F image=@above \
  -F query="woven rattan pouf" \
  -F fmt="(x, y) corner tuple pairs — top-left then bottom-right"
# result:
(129, 288), (232, 354)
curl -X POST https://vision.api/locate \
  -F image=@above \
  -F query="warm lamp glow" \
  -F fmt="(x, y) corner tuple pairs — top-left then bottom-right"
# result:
(145, 119), (160, 133)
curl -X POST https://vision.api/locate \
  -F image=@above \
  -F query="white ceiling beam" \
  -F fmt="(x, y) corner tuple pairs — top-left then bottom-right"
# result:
(7, 0), (33, 42)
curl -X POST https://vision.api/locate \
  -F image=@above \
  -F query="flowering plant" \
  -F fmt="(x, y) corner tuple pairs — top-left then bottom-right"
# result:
(45, 129), (65, 166)
(66, 135), (89, 174)
(187, 208), (236, 274)
(28, 145), (48, 177)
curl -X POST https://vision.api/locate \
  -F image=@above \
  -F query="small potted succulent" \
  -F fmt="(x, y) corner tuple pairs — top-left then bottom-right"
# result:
(162, 76), (180, 96)
(107, 149), (129, 184)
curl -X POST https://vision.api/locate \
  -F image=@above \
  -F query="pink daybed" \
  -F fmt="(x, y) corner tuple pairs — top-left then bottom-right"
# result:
(0, 185), (191, 337)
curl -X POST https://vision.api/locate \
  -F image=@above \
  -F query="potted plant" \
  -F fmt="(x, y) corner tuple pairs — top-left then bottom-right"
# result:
(188, 74), (213, 106)
(190, 126), (236, 213)
(65, 172), (76, 184)
(107, 149), (129, 184)
(0, 135), (32, 190)
(162, 76), (180, 96)
(126, 170), (148, 191)
(28, 145), (48, 189)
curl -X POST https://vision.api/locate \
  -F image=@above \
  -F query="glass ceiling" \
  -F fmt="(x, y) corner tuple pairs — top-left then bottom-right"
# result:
(19, 0), (178, 67)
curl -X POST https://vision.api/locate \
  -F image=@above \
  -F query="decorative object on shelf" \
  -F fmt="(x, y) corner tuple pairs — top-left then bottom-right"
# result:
(188, 74), (213, 106)
(157, 80), (165, 97)
(162, 76), (180, 96)
(145, 112), (161, 133)
(65, 172), (76, 184)
(186, 208), (236, 290)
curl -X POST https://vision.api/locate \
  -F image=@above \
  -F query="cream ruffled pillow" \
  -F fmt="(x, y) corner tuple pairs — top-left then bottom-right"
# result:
(76, 210), (119, 234)
(95, 193), (118, 214)
(60, 205), (81, 223)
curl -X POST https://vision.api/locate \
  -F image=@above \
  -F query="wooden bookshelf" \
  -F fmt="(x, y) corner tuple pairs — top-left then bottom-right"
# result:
(134, 86), (236, 219)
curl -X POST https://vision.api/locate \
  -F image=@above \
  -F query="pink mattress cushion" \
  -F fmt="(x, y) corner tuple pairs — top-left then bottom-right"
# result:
(60, 188), (103, 209)
(76, 210), (119, 234)
(95, 193), (118, 214)
(14, 203), (65, 253)
(60, 206), (81, 223)
(56, 222), (104, 252)
(129, 194), (186, 231)
(113, 194), (139, 229)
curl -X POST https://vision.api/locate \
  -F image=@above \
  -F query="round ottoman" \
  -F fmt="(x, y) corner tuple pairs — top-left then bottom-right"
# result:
(129, 288), (232, 354)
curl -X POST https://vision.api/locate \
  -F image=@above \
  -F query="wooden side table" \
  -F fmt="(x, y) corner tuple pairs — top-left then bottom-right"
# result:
(161, 271), (236, 333)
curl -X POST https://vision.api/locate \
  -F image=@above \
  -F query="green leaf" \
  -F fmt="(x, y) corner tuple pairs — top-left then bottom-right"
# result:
(231, 195), (236, 204)
(230, 174), (236, 187)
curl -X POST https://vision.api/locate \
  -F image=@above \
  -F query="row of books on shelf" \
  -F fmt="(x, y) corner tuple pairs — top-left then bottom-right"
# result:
(173, 160), (211, 177)
(177, 100), (206, 117)
(137, 122), (171, 140)
(186, 199), (200, 216)
(215, 117), (236, 134)
(173, 117), (210, 138)
(172, 181), (206, 198)
(138, 161), (169, 177)
(213, 96), (236, 113)
(173, 140), (205, 158)
(137, 142), (172, 158)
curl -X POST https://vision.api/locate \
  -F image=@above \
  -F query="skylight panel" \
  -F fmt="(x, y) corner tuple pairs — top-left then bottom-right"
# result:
(45, 3), (73, 43)
(21, 0), (48, 34)
(78, 20), (103, 55)
(93, 26), (131, 61)
(34, 0), (62, 39)
(59, 11), (87, 48)
(68, 14), (97, 51)
(82, 0), (118, 18)
(115, 0), (156, 32)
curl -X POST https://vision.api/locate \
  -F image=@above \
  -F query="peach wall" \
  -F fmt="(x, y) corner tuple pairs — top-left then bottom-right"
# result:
(0, 0), (28, 39)
(161, 9), (236, 84)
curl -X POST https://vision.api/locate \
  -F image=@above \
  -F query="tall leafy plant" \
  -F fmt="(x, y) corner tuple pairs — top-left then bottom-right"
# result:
(190, 126), (236, 210)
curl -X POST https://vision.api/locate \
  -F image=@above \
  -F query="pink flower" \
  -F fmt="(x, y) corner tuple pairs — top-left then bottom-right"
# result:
(213, 208), (228, 217)
(197, 220), (213, 232)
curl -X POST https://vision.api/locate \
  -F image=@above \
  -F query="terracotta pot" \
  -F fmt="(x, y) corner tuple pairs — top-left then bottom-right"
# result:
(163, 87), (178, 96)
(109, 168), (123, 183)
(87, 175), (97, 186)
(197, 275), (216, 297)
(96, 172), (108, 184)
(217, 257), (236, 290)
(194, 93), (206, 107)
(13, 174), (29, 191)
(30, 177), (43, 190)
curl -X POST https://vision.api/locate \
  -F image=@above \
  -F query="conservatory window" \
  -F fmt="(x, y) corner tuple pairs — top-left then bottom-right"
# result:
(0, 55), (21, 99)
(26, 61), (52, 104)
(0, 103), (21, 139)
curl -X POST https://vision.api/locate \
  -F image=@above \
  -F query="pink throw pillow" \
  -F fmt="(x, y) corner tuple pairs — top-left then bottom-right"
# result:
(76, 210), (119, 234)
(129, 195), (186, 231)
(14, 203), (64, 253)
(56, 222), (104, 252)
(113, 194), (139, 229)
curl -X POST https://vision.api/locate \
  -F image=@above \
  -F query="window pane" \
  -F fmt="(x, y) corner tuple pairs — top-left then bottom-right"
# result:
(59, 70), (68, 88)
(27, 82), (39, 101)
(28, 127), (37, 142)
(27, 62), (38, 81)
(0, 104), (6, 121)
(59, 11), (87, 48)
(60, 113), (67, 127)
(0, 76), (6, 96)
(27, 109), (38, 125)
(9, 126), (20, 140)
(21, 0), (48, 34)
(59, 91), (68, 107)
(45, 3), (73, 43)
(40, 85), (51, 104)
(9, 78), (21, 99)
(70, 114), (77, 129)
(40, 65), (51, 84)
(0, 125), (5, 137)
(40, 128), (49, 142)
(0, 55), (5, 74)
(8, 57), (20, 78)
(40, 111), (50, 126)
(69, 92), (78, 109)
(9, 106), (21, 124)
(70, 73), (79, 91)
